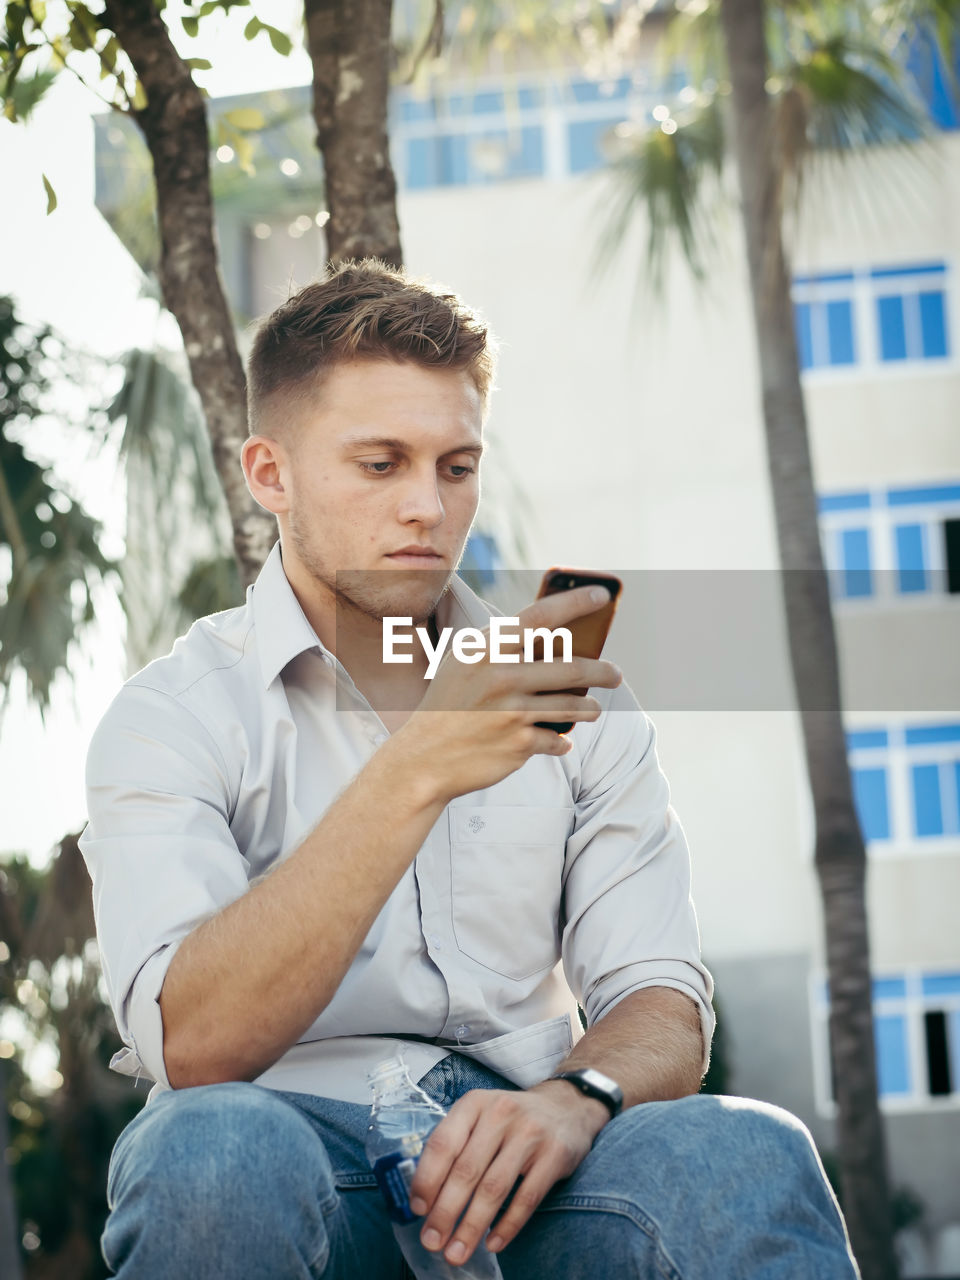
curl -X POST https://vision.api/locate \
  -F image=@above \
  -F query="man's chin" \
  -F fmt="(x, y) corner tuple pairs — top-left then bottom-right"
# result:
(335, 567), (451, 624)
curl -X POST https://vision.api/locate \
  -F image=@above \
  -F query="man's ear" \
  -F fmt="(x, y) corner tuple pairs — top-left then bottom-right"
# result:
(242, 435), (289, 515)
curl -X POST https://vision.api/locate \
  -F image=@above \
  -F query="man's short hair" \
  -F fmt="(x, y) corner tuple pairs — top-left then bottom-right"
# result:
(246, 258), (497, 435)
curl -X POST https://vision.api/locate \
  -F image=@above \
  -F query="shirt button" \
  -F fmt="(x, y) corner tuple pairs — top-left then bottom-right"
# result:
(455, 1024), (470, 1038)
(429, 935), (443, 950)
(373, 733), (387, 746)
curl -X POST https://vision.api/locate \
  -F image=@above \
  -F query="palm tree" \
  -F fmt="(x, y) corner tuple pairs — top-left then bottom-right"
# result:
(0, 297), (116, 718)
(595, 3), (956, 1275)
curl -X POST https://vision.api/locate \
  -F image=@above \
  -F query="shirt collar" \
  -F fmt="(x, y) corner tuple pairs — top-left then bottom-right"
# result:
(252, 541), (500, 689)
(252, 542), (327, 688)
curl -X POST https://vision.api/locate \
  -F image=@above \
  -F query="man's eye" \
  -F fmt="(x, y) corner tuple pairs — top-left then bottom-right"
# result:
(360, 461), (396, 474)
(447, 465), (475, 479)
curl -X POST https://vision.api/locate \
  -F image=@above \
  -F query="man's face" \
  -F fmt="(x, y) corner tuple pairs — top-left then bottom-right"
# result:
(275, 357), (484, 626)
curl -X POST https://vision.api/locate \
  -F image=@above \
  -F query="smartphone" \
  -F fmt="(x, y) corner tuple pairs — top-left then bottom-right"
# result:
(532, 567), (623, 734)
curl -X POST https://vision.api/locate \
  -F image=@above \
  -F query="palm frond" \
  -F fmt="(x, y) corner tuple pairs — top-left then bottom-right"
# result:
(594, 90), (726, 291)
(785, 34), (926, 154)
(105, 344), (238, 667)
(0, 298), (116, 717)
(106, 347), (225, 520)
(176, 554), (243, 622)
(660, 0), (727, 91)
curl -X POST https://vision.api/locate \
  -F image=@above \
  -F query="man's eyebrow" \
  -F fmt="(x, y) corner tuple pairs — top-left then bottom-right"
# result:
(340, 434), (484, 456)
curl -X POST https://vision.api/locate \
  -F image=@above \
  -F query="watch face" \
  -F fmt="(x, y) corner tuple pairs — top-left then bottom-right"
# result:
(578, 1068), (615, 1093)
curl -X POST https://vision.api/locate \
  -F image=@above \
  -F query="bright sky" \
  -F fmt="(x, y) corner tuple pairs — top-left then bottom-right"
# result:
(0, 2), (311, 865)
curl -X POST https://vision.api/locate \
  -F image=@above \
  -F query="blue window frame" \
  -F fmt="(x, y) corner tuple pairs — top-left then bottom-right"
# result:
(895, 523), (928, 593)
(878, 295), (908, 360)
(793, 297), (856, 370)
(827, 300), (856, 363)
(852, 767), (891, 840)
(460, 532), (501, 587)
(406, 126), (544, 189)
(919, 290), (948, 356)
(819, 492), (872, 515)
(875, 1014), (912, 1095)
(818, 969), (960, 1106)
(568, 117), (624, 174)
(873, 263), (951, 361)
(912, 763), (945, 835)
(841, 527), (873, 597)
(795, 302), (814, 368)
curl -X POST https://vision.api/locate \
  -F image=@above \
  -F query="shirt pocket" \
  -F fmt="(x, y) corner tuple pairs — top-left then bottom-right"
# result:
(447, 805), (573, 981)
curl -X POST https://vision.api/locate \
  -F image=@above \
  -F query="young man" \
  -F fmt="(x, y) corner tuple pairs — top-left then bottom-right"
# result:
(80, 261), (858, 1277)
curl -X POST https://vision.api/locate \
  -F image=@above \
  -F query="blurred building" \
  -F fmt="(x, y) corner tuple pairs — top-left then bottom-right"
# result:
(93, 19), (960, 1272)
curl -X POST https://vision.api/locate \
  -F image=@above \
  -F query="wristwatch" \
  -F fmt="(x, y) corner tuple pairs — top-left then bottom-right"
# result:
(549, 1067), (623, 1119)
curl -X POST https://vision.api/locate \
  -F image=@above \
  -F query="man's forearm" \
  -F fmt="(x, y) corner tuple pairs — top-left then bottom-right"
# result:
(536, 986), (705, 1115)
(159, 738), (447, 1089)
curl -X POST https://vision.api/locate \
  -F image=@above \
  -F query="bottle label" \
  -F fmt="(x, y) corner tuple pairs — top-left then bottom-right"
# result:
(373, 1151), (420, 1224)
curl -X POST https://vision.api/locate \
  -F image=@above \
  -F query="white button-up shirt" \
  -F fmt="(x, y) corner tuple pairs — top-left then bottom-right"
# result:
(79, 543), (715, 1104)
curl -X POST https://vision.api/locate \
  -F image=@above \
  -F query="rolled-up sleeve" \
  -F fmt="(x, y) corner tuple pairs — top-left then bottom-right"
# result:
(78, 682), (247, 1089)
(560, 679), (716, 1075)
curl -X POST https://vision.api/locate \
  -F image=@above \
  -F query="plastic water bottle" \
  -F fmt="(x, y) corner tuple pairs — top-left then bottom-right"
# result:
(366, 1056), (504, 1278)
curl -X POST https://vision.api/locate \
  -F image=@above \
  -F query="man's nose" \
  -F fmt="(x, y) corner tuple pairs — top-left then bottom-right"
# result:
(396, 469), (445, 526)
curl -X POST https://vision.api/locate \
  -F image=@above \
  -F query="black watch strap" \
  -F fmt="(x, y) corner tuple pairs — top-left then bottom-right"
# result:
(550, 1068), (623, 1118)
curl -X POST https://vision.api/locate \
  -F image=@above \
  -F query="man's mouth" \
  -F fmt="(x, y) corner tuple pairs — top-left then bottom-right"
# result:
(386, 547), (444, 563)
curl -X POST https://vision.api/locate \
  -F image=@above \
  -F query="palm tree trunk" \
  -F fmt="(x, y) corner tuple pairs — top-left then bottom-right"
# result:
(716, 0), (898, 1276)
(304, 0), (403, 267)
(0, 1062), (23, 1280)
(102, 0), (275, 588)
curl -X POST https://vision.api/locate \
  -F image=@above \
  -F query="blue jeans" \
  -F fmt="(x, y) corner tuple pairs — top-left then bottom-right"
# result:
(102, 1054), (859, 1278)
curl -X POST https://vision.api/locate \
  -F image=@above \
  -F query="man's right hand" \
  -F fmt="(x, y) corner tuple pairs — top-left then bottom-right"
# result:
(388, 584), (623, 802)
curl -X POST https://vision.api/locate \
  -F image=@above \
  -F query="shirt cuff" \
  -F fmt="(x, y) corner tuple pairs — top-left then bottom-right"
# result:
(113, 941), (185, 1092)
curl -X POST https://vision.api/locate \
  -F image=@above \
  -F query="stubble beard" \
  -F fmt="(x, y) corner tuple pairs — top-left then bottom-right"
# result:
(287, 505), (452, 628)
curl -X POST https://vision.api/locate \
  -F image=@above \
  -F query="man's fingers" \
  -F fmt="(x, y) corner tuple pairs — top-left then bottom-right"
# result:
(483, 1159), (562, 1253)
(409, 1092), (485, 1214)
(435, 1149), (528, 1265)
(419, 1130), (515, 1257)
(519, 583), (612, 634)
(516, 656), (621, 694)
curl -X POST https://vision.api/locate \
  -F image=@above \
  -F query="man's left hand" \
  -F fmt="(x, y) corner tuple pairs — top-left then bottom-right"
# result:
(408, 1082), (609, 1266)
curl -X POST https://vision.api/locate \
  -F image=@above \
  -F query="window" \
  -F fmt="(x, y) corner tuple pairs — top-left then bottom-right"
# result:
(792, 273), (857, 370)
(813, 970), (960, 1108)
(568, 117), (627, 174)
(888, 484), (960, 598)
(906, 725), (960, 838)
(873, 264), (950, 361)
(793, 261), (952, 373)
(393, 71), (663, 189)
(405, 126), (544, 189)
(819, 482), (960, 601)
(459, 531), (501, 588)
(846, 722), (960, 850)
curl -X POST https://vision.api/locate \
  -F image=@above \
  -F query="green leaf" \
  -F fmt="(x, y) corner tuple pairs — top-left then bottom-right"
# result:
(198, 0), (246, 15)
(99, 33), (119, 78)
(261, 23), (292, 56)
(185, 57), (213, 71)
(41, 172), (56, 215)
(232, 131), (254, 174)
(69, 2), (100, 45)
(243, 15), (260, 40)
(223, 105), (264, 130)
(181, 14), (199, 37)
